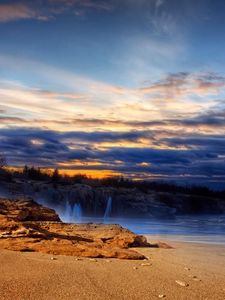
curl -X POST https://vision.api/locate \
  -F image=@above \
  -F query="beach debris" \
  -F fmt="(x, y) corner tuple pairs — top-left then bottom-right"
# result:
(158, 294), (166, 298)
(140, 263), (151, 267)
(175, 280), (189, 287)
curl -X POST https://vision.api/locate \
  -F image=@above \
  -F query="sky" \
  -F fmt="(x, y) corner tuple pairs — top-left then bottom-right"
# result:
(0, 0), (225, 188)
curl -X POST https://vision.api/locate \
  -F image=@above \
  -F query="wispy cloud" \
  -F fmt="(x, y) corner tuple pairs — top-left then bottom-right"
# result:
(1, 53), (225, 133)
(140, 72), (225, 97)
(0, 0), (113, 23)
(0, 3), (47, 22)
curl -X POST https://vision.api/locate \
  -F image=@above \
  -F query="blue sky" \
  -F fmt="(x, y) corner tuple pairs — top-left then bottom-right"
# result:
(0, 0), (225, 188)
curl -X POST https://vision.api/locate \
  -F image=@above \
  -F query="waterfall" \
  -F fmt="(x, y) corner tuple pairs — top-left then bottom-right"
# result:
(64, 201), (72, 222)
(104, 196), (112, 220)
(72, 203), (82, 222)
(63, 201), (82, 223)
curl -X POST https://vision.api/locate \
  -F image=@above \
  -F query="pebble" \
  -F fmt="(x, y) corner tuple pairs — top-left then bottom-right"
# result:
(188, 275), (201, 281)
(158, 295), (166, 298)
(75, 258), (82, 261)
(140, 263), (151, 267)
(105, 259), (111, 263)
(51, 257), (57, 260)
(193, 278), (202, 282)
(133, 266), (138, 270)
(184, 267), (190, 271)
(89, 258), (98, 262)
(175, 280), (189, 287)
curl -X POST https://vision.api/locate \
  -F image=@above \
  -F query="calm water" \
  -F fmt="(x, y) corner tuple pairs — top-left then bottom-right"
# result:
(78, 215), (225, 245)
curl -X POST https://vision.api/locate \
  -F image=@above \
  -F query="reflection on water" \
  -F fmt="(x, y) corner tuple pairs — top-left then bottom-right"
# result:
(79, 215), (225, 245)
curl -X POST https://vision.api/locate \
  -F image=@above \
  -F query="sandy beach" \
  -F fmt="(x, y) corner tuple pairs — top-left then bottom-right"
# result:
(0, 238), (225, 300)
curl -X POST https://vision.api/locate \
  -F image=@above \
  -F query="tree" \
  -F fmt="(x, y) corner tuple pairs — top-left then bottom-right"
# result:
(52, 168), (60, 183)
(0, 154), (6, 169)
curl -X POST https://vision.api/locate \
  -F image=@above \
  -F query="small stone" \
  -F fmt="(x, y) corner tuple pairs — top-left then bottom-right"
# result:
(175, 280), (189, 287)
(193, 278), (201, 282)
(75, 258), (82, 261)
(51, 257), (57, 260)
(184, 267), (190, 271)
(105, 259), (111, 263)
(89, 258), (98, 262)
(140, 263), (151, 266)
(158, 295), (166, 298)
(133, 266), (138, 270)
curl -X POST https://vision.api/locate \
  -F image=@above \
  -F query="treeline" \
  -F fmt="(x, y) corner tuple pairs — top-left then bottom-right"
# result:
(0, 165), (224, 199)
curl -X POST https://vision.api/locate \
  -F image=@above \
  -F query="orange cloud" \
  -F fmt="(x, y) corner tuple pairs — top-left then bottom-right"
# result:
(0, 3), (47, 22)
(139, 72), (225, 98)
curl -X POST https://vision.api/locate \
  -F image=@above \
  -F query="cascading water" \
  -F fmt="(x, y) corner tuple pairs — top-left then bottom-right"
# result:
(63, 201), (82, 223)
(104, 196), (112, 220)
(64, 201), (72, 222)
(72, 203), (82, 222)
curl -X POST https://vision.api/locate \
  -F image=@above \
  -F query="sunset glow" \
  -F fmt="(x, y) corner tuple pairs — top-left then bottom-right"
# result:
(0, 0), (225, 188)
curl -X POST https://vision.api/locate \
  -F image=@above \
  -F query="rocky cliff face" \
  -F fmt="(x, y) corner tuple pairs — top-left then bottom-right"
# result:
(1, 181), (225, 219)
(0, 198), (156, 259)
(0, 198), (61, 222)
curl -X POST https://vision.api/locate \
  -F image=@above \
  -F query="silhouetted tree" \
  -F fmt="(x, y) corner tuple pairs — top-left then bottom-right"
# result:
(52, 168), (60, 183)
(0, 154), (6, 169)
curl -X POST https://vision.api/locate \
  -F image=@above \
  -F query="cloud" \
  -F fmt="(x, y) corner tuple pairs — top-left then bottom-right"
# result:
(140, 72), (225, 97)
(0, 3), (47, 22)
(0, 0), (113, 23)
(0, 127), (224, 186)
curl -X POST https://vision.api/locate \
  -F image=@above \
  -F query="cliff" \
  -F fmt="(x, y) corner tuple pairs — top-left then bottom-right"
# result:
(1, 180), (225, 218)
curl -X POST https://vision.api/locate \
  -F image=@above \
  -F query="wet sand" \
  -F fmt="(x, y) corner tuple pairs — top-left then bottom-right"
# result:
(0, 238), (225, 300)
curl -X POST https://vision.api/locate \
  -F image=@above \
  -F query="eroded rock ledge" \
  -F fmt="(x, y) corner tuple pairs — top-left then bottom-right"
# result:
(0, 198), (153, 260)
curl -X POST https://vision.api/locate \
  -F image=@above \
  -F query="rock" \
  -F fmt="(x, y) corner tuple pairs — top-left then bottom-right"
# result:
(140, 263), (151, 266)
(0, 198), (61, 222)
(175, 280), (189, 287)
(51, 257), (57, 260)
(0, 198), (166, 260)
(193, 278), (201, 282)
(184, 267), (190, 271)
(190, 276), (201, 282)
(158, 295), (166, 298)
(89, 258), (98, 262)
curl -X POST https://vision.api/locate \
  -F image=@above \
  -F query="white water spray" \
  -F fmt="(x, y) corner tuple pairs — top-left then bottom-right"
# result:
(63, 201), (82, 223)
(104, 196), (112, 220)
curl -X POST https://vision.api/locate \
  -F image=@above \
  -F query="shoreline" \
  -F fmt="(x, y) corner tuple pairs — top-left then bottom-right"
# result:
(1, 238), (225, 300)
(146, 234), (225, 246)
